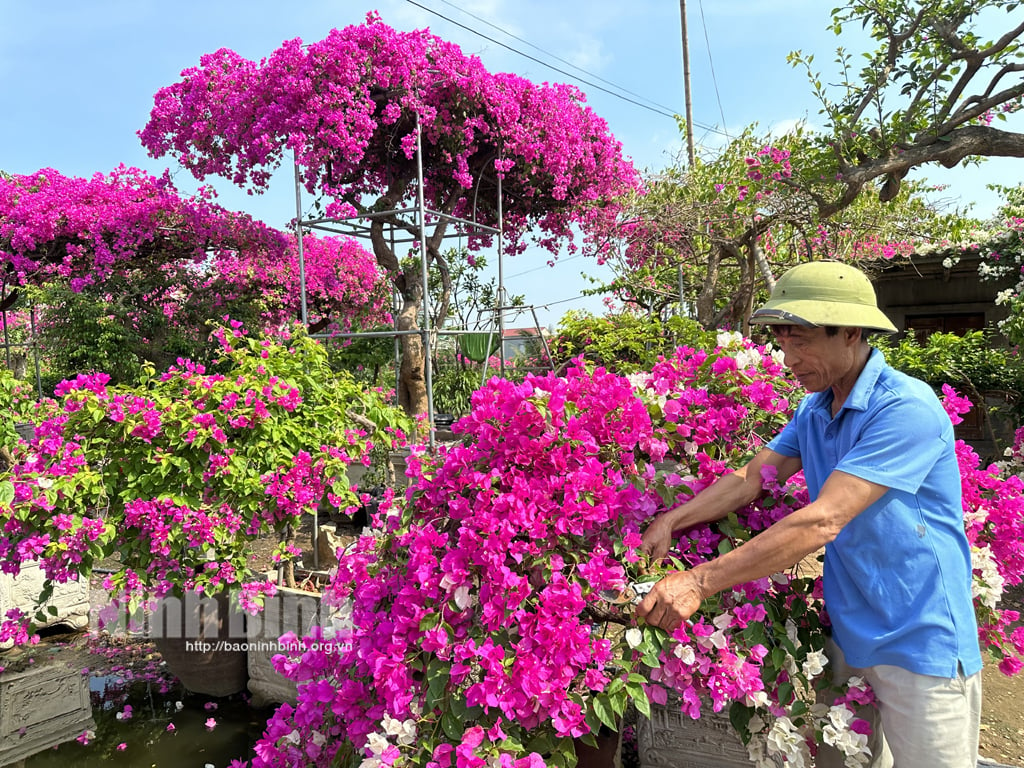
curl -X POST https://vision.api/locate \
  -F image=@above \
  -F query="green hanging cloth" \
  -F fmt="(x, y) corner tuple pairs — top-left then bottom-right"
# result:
(458, 332), (499, 363)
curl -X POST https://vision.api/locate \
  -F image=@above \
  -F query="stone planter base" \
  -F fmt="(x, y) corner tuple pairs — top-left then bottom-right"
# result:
(247, 571), (339, 708)
(0, 561), (90, 649)
(0, 660), (94, 765)
(637, 701), (760, 768)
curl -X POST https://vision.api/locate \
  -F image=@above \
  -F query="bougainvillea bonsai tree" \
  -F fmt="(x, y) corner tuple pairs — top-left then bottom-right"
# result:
(139, 12), (642, 418)
(0, 322), (412, 646)
(242, 333), (1024, 768)
(0, 167), (391, 384)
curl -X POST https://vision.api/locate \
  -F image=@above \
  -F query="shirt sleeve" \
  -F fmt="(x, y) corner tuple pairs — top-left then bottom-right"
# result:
(766, 402), (804, 458)
(835, 394), (947, 495)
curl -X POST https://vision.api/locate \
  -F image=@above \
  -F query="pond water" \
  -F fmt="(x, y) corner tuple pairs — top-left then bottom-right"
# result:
(24, 677), (268, 767)
(3, 633), (273, 768)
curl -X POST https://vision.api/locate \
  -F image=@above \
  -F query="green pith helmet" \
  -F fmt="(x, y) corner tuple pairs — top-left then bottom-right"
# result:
(749, 261), (897, 333)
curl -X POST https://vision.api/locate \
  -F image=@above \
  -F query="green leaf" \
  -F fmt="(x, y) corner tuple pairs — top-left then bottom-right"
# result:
(591, 694), (617, 731)
(777, 682), (794, 704)
(629, 683), (652, 719)
(641, 651), (661, 668)
(771, 646), (787, 670)
(729, 701), (754, 741)
(440, 711), (464, 740)
(525, 730), (558, 756)
(426, 658), (449, 700)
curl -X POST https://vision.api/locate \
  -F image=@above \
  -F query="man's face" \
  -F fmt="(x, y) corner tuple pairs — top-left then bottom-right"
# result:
(771, 326), (857, 393)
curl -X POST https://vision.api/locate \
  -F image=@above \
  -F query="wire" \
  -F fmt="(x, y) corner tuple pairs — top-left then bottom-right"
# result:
(540, 293), (599, 309)
(434, 0), (681, 117)
(404, 0), (730, 137)
(698, 0), (729, 134)
(505, 253), (584, 280)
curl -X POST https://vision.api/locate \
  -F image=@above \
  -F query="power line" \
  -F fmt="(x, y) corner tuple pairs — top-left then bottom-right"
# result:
(698, 0), (729, 135)
(435, 0), (682, 117)
(404, 0), (731, 137)
(505, 253), (584, 280)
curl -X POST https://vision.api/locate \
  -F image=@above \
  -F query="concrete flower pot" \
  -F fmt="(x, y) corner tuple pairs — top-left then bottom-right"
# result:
(246, 570), (344, 708)
(0, 561), (90, 649)
(150, 590), (249, 697)
(0, 659), (95, 765)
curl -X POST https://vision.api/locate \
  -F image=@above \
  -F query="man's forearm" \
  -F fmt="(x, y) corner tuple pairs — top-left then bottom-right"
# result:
(689, 505), (830, 600)
(660, 467), (764, 533)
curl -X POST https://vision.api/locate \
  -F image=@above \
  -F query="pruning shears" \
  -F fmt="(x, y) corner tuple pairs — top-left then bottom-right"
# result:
(599, 579), (658, 606)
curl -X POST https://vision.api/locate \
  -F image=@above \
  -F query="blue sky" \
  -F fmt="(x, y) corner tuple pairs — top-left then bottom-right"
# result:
(2, 0), (1021, 328)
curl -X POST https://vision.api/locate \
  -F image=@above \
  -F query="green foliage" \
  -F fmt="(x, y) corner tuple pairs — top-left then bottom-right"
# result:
(14, 324), (412, 599)
(804, 0), (1024, 164)
(876, 330), (1018, 391)
(551, 311), (716, 374)
(875, 330), (1024, 422)
(609, 121), (967, 330)
(0, 368), (22, 453)
(325, 326), (399, 388)
(24, 266), (274, 389)
(432, 364), (480, 417)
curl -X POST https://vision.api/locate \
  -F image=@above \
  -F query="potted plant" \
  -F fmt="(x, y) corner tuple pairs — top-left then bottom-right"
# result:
(0, 322), (411, 693)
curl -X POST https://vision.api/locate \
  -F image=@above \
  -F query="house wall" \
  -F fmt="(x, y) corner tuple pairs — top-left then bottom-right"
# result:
(872, 253), (1018, 461)
(874, 253), (1014, 334)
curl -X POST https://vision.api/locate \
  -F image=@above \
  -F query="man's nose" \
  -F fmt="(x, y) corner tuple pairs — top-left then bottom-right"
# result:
(778, 342), (798, 368)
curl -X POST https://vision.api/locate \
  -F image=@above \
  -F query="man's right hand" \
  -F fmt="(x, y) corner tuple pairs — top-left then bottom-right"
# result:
(640, 513), (677, 563)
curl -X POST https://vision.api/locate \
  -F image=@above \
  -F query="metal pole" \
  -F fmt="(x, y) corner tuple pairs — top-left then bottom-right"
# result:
(293, 160), (309, 327)
(30, 307), (41, 399)
(497, 164), (506, 376)
(530, 306), (555, 371)
(293, 158), (317, 569)
(2, 298), (9, 370)
(679, 0), (696, 316)
(415, 113), (436, 451)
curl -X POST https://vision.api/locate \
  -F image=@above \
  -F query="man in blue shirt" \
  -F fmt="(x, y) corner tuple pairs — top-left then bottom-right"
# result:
(638, 261), (981, 768)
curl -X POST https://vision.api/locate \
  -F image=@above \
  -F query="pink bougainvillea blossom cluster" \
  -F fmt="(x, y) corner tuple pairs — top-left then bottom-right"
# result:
(0, 166), (280, 289)
(245, 339), (871, 768)
(139, 12), (641, 262)
(0, 166), (391, 335)
(211, 232), (392, 333)
(241, 335), (1024, 768)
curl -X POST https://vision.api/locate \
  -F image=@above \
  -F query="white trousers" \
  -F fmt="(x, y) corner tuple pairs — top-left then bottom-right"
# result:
(817, 637), (982, 768)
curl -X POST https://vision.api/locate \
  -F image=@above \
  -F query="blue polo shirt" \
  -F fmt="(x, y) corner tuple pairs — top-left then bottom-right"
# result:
(767, 348), (982, 677)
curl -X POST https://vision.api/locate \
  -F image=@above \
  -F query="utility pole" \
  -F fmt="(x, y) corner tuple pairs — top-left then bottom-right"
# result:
(678, 0), (696, 319)
(679, 0), (696, 166)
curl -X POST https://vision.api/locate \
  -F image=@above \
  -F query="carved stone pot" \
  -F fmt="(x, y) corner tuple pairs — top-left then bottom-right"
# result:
(0, 659), (95, 765)
(246, 570), (342, 708)
(0, 561), (90, 649)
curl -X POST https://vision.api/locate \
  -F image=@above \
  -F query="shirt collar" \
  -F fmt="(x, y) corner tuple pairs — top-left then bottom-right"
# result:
(807, 347), (886, 416)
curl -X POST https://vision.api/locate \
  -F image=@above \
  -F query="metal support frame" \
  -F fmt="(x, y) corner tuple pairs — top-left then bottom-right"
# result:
(292, 111), (511, 457)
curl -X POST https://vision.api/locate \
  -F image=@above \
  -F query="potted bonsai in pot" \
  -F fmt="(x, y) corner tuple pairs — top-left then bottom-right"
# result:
(0, 321), (411, 694)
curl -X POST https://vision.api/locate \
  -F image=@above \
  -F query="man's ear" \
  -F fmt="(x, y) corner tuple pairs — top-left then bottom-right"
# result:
(844, 326), (863, 345)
